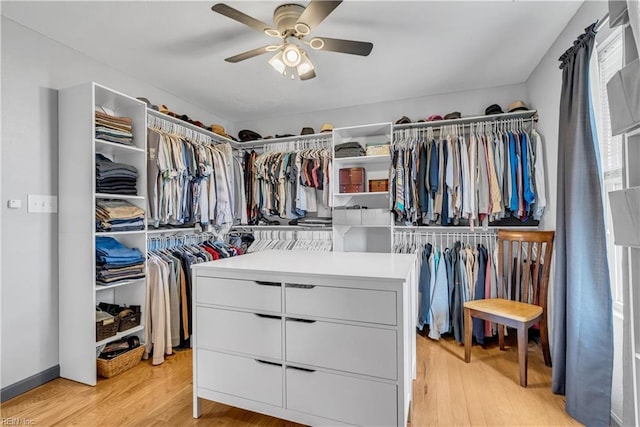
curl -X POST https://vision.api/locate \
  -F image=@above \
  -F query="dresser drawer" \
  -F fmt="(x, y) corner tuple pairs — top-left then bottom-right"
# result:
(198, 349), (282, 407)
(197, 307), (281, 359)
(285, 284), (396, 325)
(286, 320), (397, 380)
(286, 367), (396, 426)
(196, 277), (281, 312)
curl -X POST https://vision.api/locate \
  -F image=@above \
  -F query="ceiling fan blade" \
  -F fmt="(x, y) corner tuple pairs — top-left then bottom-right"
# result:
(299, 69), (317, 81)
(225, 46), (273, 63)
(313, 37), (373, 56)
(212, 3), (277, 35)
(296, 1), (342, 32)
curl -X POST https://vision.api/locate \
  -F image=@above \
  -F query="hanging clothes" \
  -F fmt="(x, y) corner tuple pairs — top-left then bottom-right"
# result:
(390, 121), (546, 226)
(146, 126), (237, 230)
(243, 147), (332, 224)
(144, 236), (243, 365)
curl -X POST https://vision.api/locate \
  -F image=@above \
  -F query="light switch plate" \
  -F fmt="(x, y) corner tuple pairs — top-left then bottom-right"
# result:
(28, 195), (58, 213)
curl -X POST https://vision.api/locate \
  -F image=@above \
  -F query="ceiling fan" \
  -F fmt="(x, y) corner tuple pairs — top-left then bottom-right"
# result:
(211, 1), (373, 80)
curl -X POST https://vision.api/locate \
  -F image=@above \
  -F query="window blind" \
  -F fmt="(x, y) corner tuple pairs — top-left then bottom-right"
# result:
(598, 30), (624, 180)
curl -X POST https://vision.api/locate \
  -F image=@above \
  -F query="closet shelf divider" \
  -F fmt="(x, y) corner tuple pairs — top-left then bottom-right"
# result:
(96, 325), (144, 347)
(95, 278), (146, 291)
(95, 139), (145, 153)
(95, 193), (145, 200)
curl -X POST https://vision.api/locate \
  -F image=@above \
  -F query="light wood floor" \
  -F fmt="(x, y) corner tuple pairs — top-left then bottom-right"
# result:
(1, 334), (580, 426)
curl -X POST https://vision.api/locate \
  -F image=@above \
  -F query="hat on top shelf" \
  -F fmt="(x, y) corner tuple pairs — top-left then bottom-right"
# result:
(508, 100), (530, 112)
(238, 129), (263, 142)
(136, 97), (158, 110)
(210, 124), (232, 139)
(444, 112), (461, 120)
(484, 104), (504, 115)
(427, 115), (443, 121)
(395, 116), (412, 124)
(301, 127), (315, 135)
(320, 123), (334, 133)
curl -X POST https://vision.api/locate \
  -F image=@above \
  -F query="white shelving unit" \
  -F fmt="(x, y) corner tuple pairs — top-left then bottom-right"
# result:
(332, 123), (393, 253)
(59, 82), (147, 386)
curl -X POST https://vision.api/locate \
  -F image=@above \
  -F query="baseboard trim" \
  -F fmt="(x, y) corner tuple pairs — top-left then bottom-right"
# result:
(1, 365), (59, 402)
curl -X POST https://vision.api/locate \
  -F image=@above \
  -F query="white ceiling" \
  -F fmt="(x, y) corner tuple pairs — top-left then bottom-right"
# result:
(2, 1), (583, 122)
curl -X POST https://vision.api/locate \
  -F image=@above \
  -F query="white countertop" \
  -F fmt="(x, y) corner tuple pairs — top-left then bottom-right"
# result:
(192, 250), (417, 281)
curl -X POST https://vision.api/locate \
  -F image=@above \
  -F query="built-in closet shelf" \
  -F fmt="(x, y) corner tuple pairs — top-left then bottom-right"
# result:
(392, 109), (538, 130)
(628, 126), (640, 137)
(95, 139), (145, 153)
(333, 155), (390, 165)
(147, 227), (199, 235)
(96, 230), (146, 236)
(393, 225), (540, 231)
(95, 278), (146, 291)
(146, 109), (236, 146)
(95, 193), (145, 200)
(335, 191), (389, 197)
(96, 325), (144, 347)
(237, 132), (333, 149)
(334, 224), (392, 229)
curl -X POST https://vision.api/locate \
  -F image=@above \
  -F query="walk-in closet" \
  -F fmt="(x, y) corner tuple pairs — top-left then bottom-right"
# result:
(2, 1), (639, 426)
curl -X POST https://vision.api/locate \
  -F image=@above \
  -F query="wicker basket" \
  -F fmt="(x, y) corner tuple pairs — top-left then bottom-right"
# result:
(96, 313), (120, 342)
(118, 311), (141, 332)
(97, 345), (144, 378)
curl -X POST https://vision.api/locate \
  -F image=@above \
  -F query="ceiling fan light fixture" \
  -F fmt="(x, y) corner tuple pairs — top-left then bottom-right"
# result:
(283, 44), (302, 67)
(309, 37), (325, 50)
(294, 22), (311, 36)
(264, 28), (281, 37)
(269, 52), (286, 75)
(297, 51), (314, 76)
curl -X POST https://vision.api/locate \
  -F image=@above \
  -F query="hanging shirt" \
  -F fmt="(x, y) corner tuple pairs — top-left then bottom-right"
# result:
(428, 249), (450, 340)
(532, 130), (547, 220)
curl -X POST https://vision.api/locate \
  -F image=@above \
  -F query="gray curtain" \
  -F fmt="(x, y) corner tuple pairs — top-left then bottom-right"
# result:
(553, 23), (614, 426)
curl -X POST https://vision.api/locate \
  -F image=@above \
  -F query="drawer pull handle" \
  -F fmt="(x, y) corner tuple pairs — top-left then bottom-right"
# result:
(254, 313), (282, 320)
(286, 284), (316, 289)
(255, 359), (282, 367)
(287, 366), (316, 373)
(286, 317), (316, 323)
(255, 281), (281, 287)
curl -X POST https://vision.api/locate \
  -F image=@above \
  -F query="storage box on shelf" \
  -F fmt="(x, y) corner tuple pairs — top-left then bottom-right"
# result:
(59, 82), (147, 386)
(332, 123), (393, 253)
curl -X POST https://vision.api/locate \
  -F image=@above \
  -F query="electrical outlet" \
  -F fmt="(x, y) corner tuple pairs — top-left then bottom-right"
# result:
(27, 195), (58, 213)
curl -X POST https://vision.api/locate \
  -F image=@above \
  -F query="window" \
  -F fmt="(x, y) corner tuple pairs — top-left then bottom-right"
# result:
(595, 27), (625, 312)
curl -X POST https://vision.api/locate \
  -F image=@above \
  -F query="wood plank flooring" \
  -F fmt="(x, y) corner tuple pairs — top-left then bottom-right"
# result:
(1, 334), (581, 426)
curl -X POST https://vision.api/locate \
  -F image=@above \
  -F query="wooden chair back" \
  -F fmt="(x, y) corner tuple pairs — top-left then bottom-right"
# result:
(496, 230), (555, 367)
(497, 230), (555, 310)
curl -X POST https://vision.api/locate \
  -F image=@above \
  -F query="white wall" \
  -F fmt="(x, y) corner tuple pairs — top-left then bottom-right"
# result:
(524, 0), (615, 421)
(233, 84), (526, 140)
(0, 17), (232, 389)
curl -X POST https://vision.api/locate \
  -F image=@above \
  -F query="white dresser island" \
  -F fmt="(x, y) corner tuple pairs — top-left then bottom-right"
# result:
(192, 250), (418, 426)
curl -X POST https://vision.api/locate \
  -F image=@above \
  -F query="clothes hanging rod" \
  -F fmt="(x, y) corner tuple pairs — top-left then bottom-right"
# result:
(146, 227), (200, 235)
(392, 109), (538, 130)
(146, 109), (240, 148)
(231, 225), (333, 231)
